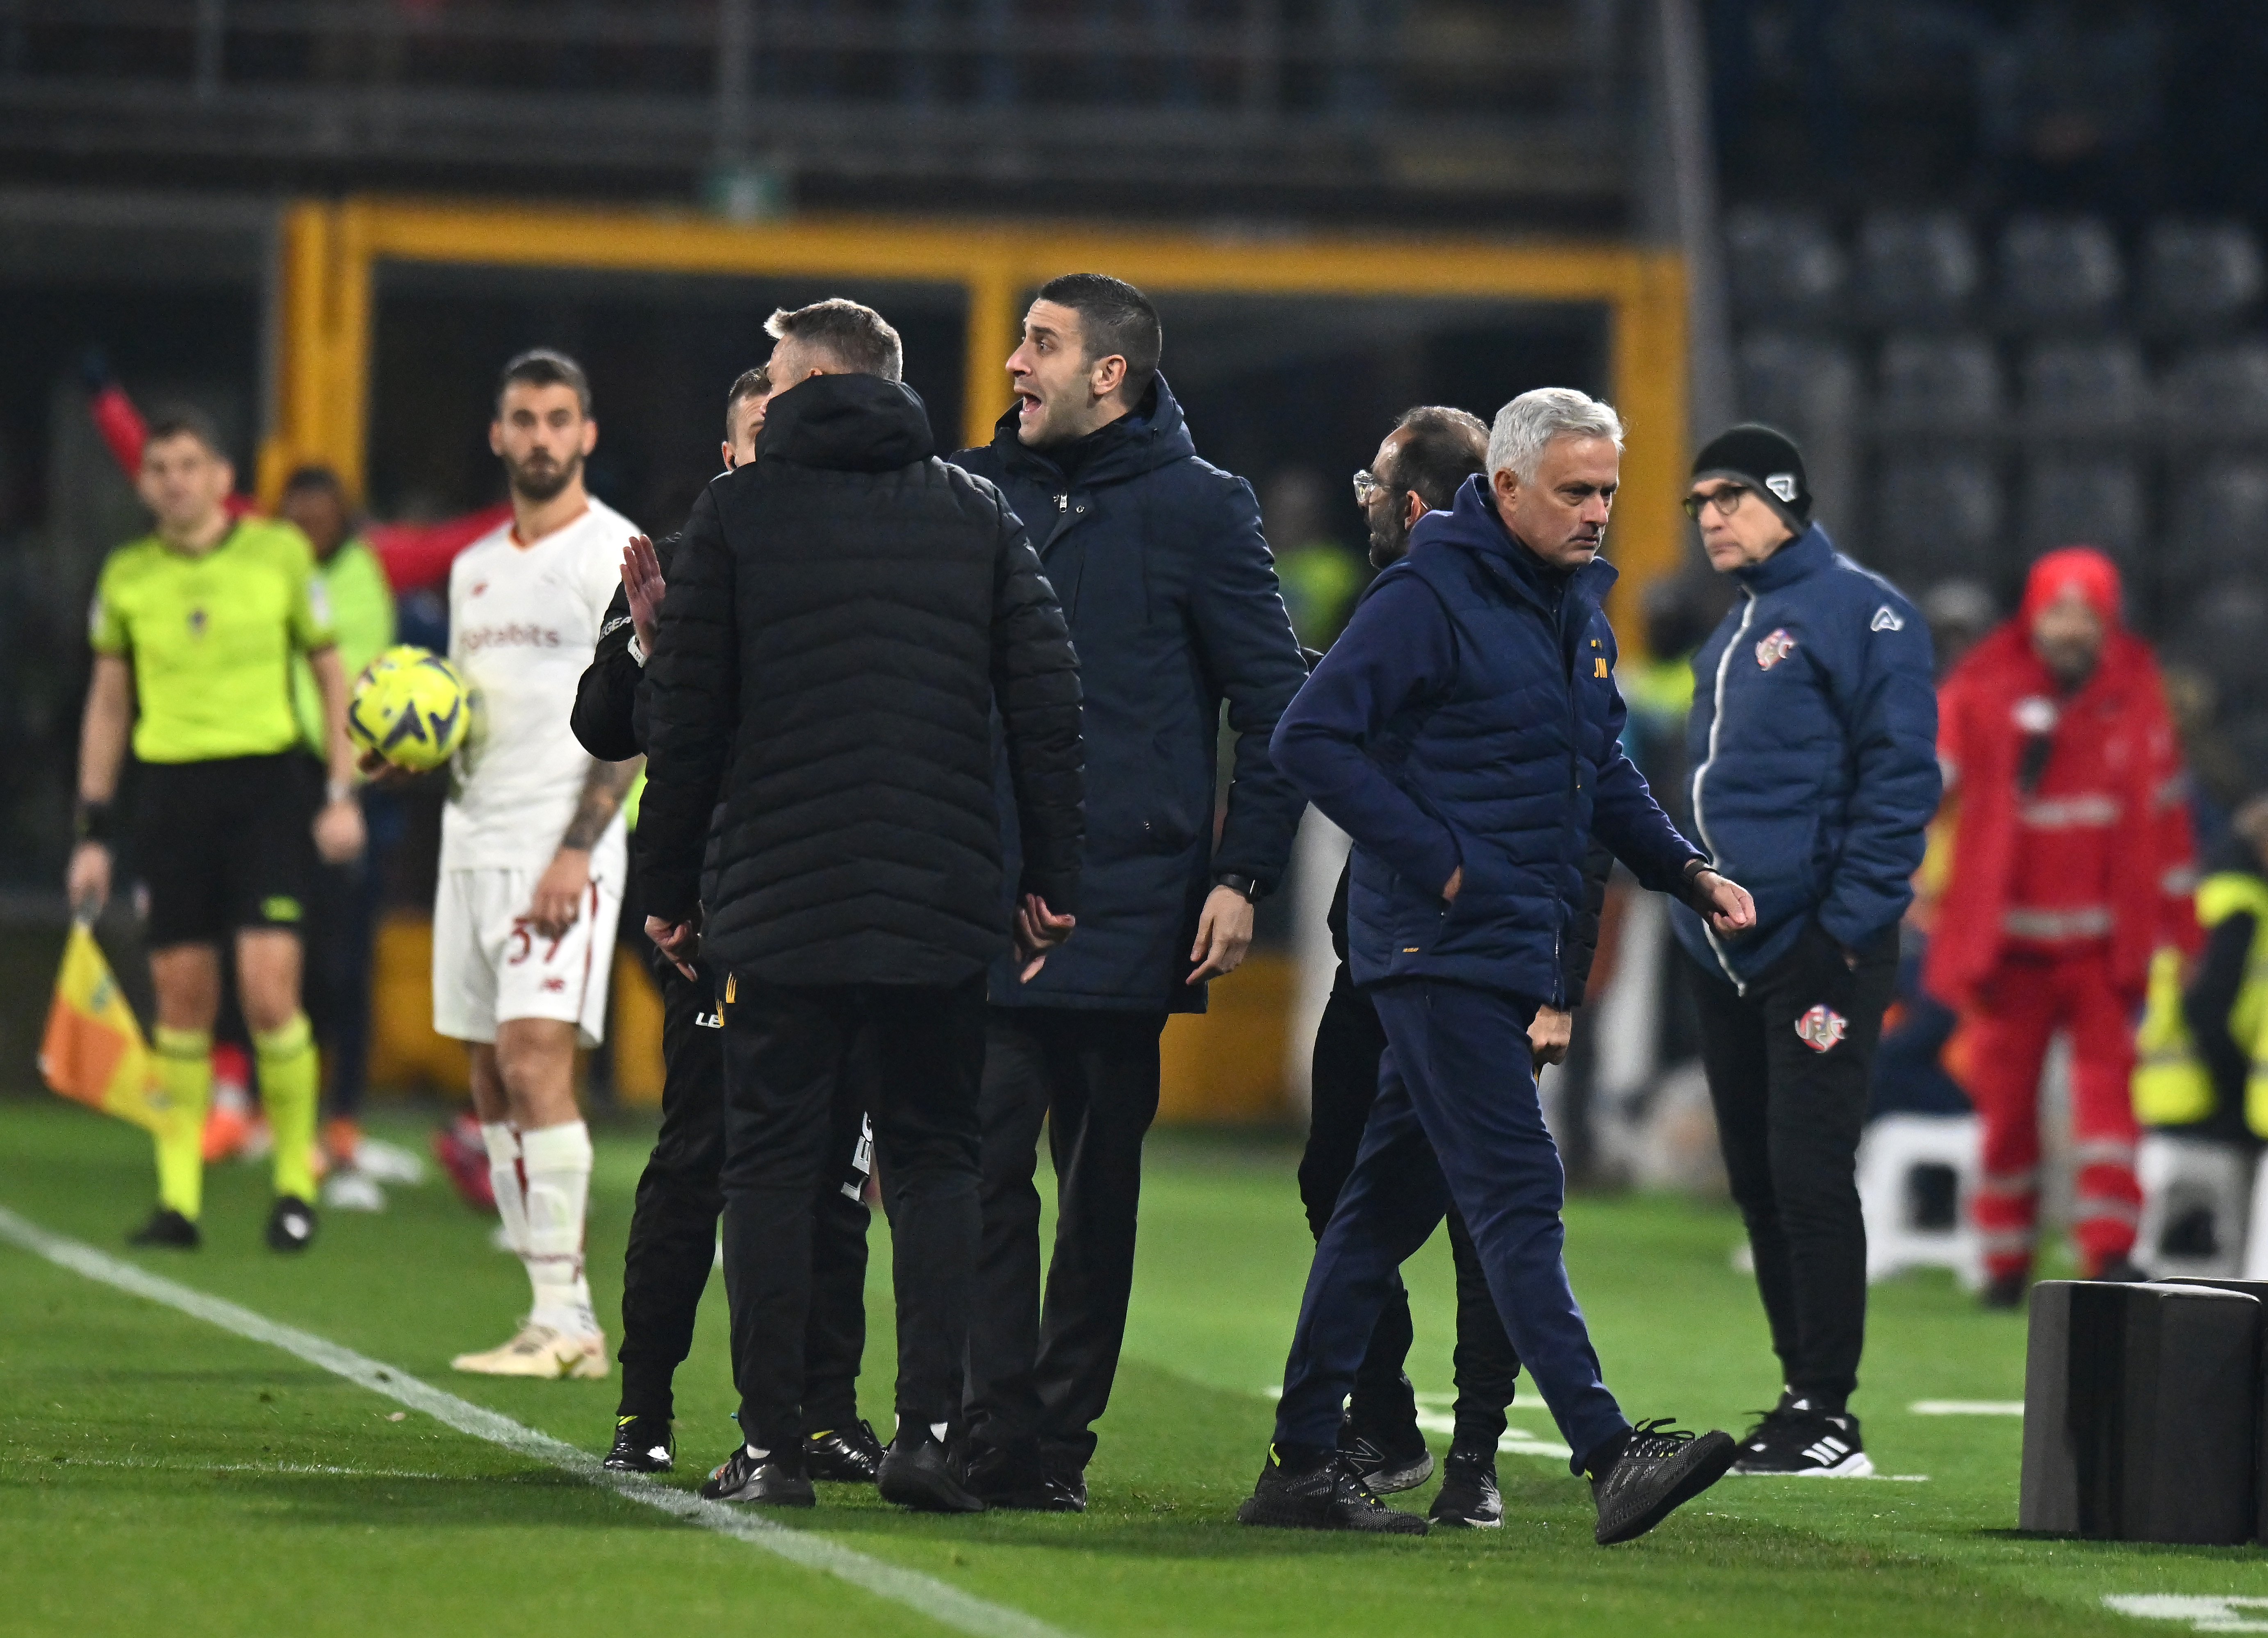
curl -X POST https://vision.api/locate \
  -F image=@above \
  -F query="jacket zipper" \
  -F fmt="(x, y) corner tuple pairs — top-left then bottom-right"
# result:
(1691, 590), (1755, 992)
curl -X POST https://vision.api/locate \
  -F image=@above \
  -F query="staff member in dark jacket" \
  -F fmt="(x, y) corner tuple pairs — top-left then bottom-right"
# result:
(572, 367), (885, 1487)
(1675, 424), (1940, 1478)
(1243, 388), (1754, 1542)
(638, 299), (1084, 1513)
(953, 274), (1309, 1507)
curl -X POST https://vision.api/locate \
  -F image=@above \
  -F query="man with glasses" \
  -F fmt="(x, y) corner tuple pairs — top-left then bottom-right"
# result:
(1675, 425), (1940, 1477)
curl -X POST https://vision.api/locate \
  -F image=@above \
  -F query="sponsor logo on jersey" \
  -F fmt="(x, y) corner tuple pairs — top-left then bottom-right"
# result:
(470, 580), (489, 598)
(458, 622), (565, 653)
(1755, 628), (1797, 670)
(1795, 1004), (1847, 1053)
(1871, 605), (1905, 632)
(542, 976), (567, 993)
(2013, 695), (2059, 735)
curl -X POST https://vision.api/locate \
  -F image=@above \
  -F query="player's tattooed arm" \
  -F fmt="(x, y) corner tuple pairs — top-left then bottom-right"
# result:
(560, 754), (643, 851)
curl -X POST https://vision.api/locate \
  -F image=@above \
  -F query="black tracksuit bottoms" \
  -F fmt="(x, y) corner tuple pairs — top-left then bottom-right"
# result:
(1301, 967), (1523, 1454)
(720, 972), (986, 1455)
(1682, 927), (1898, 1409)
(615, 956), (871, 1431)
(965, 1006), (1167, 1474)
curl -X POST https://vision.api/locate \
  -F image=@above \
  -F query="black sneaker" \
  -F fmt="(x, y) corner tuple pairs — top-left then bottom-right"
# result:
(699, 1444), (814, 1506)
(805, 1420), (885, 1483)
(1341, 1422), (1435, 1496)
(603, 1414), (674, 1473)
(1428, 1447), (1503, 1529)
(265, 1195), (317, 1253)
(1981, 1270), (2030, 1310)
(963, 1443), (1086, 1512)
(1590, 1420), (1737, 1545)
(1732, 1396), (1872, 1476)
(1236, 1445), (1428, 1534)
(128, 1207), (200, 1249)
(879, 1431), (986, 1513)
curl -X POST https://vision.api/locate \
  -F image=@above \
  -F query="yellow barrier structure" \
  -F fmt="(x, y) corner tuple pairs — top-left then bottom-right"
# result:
(258, 196), (1687, 638)
(314, 199), (1689, 1122)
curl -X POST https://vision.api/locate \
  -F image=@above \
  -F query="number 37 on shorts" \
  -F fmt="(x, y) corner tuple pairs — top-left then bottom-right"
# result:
(432, 864), (626, 1050)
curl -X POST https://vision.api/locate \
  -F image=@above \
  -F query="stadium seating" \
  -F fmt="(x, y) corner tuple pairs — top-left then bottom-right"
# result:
(1995, 215), (2124, 332)
(2134, 1132), (2250, 1280)
(2138, 221), (2263, 336)
(1724, 207), (1846, 328)
(1853, 210), (1979, 329)
(1857, 1112), (1983, 1287)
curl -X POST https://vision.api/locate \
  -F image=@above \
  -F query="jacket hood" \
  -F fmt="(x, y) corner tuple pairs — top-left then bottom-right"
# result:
(1408, 472), (1619, 610)
(757, 373), (936, 473)
(1733, 523), (1837, 594)
(986, 373), (1199, 488)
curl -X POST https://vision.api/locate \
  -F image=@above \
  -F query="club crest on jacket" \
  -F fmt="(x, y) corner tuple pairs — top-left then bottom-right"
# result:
(1754, 628), (1798, 670)
(1794, 1003), (1847, 1052)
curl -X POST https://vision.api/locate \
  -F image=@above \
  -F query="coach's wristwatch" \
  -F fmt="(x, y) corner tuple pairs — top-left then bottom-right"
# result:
(1213, 872), (1265, 903)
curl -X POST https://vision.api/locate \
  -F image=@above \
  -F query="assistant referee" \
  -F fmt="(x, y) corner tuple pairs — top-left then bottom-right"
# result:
(68, 409), (367, 1251)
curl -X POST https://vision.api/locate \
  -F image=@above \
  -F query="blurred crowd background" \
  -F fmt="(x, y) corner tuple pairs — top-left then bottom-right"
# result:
(0, 0), (2259, 1178)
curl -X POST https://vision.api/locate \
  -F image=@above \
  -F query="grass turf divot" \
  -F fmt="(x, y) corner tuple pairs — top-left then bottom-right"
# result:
(0, 1201), (1068, 1638)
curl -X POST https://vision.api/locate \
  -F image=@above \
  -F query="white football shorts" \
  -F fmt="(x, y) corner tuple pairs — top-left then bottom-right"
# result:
(432, 865), (624, 1047)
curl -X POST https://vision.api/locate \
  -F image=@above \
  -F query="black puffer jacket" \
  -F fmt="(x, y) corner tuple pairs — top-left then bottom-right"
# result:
(637, 373), (1084, 987)
(954, 375), (1309, 1012)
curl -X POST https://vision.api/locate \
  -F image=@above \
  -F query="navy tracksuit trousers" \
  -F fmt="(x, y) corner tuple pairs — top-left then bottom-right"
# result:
(1273, 976), (1630, 1471)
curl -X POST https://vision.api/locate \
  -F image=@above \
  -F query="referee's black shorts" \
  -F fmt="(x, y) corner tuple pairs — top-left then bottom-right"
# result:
(134, 753), (319, 949)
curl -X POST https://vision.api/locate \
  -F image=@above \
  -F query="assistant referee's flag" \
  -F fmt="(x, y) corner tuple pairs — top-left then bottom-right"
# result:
(39, 922), (163, 1133)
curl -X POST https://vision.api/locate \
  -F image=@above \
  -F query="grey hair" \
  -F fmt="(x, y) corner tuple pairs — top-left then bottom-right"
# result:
(1486, 387), (1625, 483)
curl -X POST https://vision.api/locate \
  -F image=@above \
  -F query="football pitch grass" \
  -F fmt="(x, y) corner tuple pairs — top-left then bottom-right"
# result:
(1, 1094), (2262, 1637)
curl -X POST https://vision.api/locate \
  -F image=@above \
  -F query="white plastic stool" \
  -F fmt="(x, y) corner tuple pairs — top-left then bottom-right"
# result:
(2136, 1132), (2250, 1280)
(2239, 1147), (2268, 1280)
(1857, 1113), (1982, 1288)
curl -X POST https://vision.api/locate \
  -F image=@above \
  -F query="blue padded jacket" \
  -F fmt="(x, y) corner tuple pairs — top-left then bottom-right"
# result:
(1672, 525), (1942, 988)
(1271, 475), (1701, 1003)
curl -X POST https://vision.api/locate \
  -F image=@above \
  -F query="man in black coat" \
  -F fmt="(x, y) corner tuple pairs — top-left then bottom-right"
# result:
(953, 274), (1310, 1508)
(572, 365), (884, 1488)
(638, 299), (1084, 1513)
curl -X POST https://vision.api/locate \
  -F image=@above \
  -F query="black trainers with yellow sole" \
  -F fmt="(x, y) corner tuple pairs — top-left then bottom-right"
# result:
(603, 1414), (674, 1474)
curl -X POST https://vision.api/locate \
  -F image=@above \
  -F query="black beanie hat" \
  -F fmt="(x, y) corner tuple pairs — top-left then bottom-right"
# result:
(1692, 423), (1811, 528)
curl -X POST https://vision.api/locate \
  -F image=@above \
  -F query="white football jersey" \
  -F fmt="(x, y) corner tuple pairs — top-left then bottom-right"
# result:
(441, 496), (638, 874)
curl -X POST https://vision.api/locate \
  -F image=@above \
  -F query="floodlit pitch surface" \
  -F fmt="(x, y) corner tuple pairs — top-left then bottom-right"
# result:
(2, 1097), (2261, 1637)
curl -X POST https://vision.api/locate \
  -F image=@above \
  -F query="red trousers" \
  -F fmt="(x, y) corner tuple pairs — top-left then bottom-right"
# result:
(1960, 947), (2141, 1279)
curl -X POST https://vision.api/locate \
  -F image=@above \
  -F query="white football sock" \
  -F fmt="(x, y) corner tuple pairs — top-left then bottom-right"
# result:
(480, 1122), (526, 1259)
(519, 1120), (596, 1333)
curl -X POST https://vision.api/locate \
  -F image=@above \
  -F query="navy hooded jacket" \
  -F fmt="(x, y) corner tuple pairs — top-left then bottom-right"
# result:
(1271, 474), (1701, 1004)
(954, 374), (1310, 1012)
(1671, 524), (1941, 988)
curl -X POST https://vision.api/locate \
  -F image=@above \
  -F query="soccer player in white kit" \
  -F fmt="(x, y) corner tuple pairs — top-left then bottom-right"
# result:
(441, 349), (642, 1378)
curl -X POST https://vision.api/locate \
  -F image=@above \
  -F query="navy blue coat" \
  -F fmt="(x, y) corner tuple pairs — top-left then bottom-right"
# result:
(954, 375), (1310, 1012)
(1672, 525), (1941, 987)
(1272, 475), (1701, 1004)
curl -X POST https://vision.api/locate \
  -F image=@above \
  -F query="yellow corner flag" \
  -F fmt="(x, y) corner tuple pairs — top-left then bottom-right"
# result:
(39, 922), (163, 1133)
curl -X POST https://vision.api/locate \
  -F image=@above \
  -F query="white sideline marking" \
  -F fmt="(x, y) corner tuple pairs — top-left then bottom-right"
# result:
(2104, 1593), (2268, 1631)
(0, 1203), (1069, 1638)
(1909, 1400), (2023, 1416)
(33, 1458), (452, 1479)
